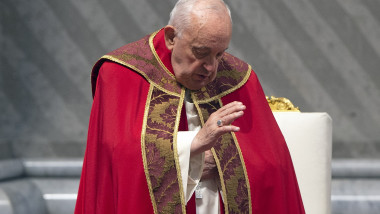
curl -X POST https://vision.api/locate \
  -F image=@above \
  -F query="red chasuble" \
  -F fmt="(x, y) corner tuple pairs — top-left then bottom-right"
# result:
(75, 29), (305, 214)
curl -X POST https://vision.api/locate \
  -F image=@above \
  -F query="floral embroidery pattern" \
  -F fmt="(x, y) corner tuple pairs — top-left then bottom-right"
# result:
(198, 100), (250, 214)
(145, 88), (182, 213)
(93, 31), (251, 213)
(103, 35), (182, 94)
(235, 178), (249, 212)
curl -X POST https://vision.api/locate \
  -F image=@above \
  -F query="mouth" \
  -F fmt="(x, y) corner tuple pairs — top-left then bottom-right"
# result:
(195, 73), (210, 80)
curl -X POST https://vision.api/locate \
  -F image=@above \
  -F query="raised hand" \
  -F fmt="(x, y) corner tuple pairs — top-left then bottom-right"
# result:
(190, 101), (246, 155)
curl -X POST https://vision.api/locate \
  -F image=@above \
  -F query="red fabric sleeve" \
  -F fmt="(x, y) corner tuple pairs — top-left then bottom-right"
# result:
(75, 61), (154, 213)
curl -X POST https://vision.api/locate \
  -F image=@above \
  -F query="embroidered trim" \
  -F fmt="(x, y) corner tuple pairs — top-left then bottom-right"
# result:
(193, 98), (250, 213)
(172, 87), (187, 213)
(143, 87), (184, 213)
(93, 29), (253, 213)
(95, 30), (251, 103)
(100, 55), (181, 98)
(141, 84), (158, 213)
(211, 147), (229, 213)
(192, 97), (230, 213)
(197, 65), (252, 104)
(219, 99), (252, 214)
(191, 92), (205, 128)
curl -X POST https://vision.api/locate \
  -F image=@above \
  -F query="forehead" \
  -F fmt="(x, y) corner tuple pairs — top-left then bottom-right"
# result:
(183, 14), (231, 50)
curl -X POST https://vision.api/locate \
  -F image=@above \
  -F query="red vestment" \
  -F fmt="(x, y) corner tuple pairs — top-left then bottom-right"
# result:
(75, 29), (305, 213)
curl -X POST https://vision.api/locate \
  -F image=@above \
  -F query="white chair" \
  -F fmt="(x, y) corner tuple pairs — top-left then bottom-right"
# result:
(268, 97), (333, 214)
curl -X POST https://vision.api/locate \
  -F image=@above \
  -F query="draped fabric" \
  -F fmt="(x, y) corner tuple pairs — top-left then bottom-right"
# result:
(75, 29), (305, 213)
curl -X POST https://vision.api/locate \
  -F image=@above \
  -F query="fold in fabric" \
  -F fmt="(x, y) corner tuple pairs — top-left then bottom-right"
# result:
(177, 131), (204, 202)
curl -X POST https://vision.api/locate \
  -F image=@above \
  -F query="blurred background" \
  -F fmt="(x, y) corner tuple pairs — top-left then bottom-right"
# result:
(1, 0), (379, 213)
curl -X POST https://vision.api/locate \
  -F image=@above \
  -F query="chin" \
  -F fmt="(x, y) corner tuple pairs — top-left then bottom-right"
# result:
(181, 78), (211, 90)
(188, 82), (208, 91)
(186, 86), (201, 91)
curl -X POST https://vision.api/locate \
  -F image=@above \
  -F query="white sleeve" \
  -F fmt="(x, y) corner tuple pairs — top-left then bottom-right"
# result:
(177, 131), (204, 203)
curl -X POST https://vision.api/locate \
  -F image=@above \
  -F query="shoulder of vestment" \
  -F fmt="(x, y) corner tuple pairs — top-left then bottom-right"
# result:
(91, 30), (252, 102)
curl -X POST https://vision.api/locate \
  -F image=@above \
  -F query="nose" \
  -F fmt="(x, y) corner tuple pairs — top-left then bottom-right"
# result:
(203, 56), (218, 73)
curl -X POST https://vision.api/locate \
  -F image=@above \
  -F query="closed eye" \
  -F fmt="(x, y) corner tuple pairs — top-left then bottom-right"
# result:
(192, 47), (210, 59)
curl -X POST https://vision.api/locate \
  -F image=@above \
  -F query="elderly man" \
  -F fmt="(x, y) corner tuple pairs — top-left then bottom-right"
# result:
(75, 0), (305, 213)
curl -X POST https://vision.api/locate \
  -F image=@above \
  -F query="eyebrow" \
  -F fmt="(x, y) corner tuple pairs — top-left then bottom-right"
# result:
(192, 46), (210, 52)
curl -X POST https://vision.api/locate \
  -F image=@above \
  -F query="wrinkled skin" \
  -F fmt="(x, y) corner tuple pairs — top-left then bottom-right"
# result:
(164, 2), (232, 90)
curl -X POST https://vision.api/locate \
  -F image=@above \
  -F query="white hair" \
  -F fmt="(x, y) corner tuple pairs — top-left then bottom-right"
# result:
(168, 0), (232, 37)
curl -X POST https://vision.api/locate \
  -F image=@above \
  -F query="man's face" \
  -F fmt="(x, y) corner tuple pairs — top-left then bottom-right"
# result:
(166, 14), (232, 90)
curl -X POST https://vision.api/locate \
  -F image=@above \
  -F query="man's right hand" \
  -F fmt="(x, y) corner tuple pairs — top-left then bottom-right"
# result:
(190, 101), (246, 156)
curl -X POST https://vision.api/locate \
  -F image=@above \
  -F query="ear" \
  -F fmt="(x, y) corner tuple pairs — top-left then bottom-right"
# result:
(164, 25), (176, 51)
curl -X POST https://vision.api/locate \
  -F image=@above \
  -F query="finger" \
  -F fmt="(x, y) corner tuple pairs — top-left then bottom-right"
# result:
(221, 110), (244, 125)
(212, 110), (244, 130)
(218, 102), (246, 118)
(217, 101), (244, 115)
(217, 124), (241, 133)
(207, 102), (244, 124)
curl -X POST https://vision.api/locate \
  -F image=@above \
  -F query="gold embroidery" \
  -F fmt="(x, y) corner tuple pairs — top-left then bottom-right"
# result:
(192, 96), (229, 212)
(100, 55), (181, 98)
(221, 99), (252, 214)
(211, 147), (229, 213)
(141, 84), (158, 214)
(172, 87), (187, 213)
(98, 30), (253, 105)
(144, 87), (184, 213)
(192, 97), (251, 213)
(191, 92), (205, 129)
(231, 132), (252, 214)
(94, 30), (254, 213)
(197, 65), (252, 104)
